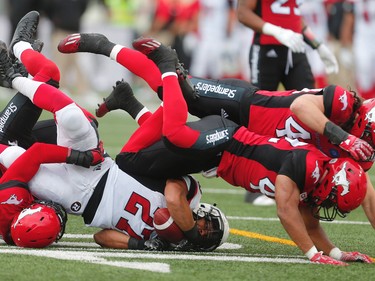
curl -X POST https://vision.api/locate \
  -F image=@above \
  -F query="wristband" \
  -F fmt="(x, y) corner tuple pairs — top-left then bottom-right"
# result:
(302, 26), (321, 49)
(329, 247), (343, 260)
(323, 121), (349, 145)
(128, 237), (146, 250)
(305, 246), (318, 259)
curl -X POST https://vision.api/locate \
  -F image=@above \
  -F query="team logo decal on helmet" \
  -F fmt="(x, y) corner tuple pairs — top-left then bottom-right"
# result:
(11, 200), (67, 248)
(332, 162), (350, 196)
(338, 91), (348, 111)
(311, 161), (320, 184)
(311, 158), (367, 221)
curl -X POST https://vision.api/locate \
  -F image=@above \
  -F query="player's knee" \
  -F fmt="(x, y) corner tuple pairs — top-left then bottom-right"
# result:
(57, 104), (91, 138)
(0, 146), (26, 168)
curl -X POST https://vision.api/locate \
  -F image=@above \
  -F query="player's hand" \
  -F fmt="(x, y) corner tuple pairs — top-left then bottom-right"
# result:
(143, 237), (170, 251)
(317, 43), (339, 74)
(310, 252), (348, 266)
(275, 28), (305, 53)
(340, 251), (373, 263)
(170, 239), (199, 252)
(339, 134), (374, 161)
(66, 141), (105, 168)
(262, 23), (305, 53)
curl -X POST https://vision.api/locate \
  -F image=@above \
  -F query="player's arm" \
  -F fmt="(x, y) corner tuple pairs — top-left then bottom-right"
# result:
(361, 173), (375, 229)
(301, 202), (373, 263)
(0, 142), (104, 184)
(299, 204), (335, 254)
(236, 0), (263, 32)
(291, 94), (373, 161)
(302, 21), (338, 74)
(94, 229), (131, 249)
(275, 175), (315, 254)
(275, 175), (346, 265)
(164, 179), (200, 241)
(290, 94), (327, 135)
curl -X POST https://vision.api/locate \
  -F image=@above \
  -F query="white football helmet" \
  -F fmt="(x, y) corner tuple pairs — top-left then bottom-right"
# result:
(192, 203), (229, 251)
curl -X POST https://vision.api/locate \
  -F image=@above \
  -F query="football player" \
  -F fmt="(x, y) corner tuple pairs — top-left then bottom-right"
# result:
(0, 11), (229, 251)
(89, 37), (373, 265)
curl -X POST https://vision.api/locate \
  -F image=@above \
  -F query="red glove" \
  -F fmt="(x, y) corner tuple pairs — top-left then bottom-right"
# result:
(339, 134), (374, 161)
(66, 141), (105, 168)
(340, 251), (373, 263)
(310, 252), (348, 266)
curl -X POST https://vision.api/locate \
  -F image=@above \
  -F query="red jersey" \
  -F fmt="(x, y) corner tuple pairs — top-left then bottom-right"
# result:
(253, 0), (303, 45)
(247, 86), (355, 156)
(217, 127), (329, 200)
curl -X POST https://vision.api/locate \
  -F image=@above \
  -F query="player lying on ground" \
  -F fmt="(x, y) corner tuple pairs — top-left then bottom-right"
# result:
(0, 11), (229, 251)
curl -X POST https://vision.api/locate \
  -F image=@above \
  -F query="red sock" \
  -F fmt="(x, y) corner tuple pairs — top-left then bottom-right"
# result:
(122, 106), (163, 153)
(162, 75), (199, 148)
(116, 48), (162, 92)
(32, 84), (73, 113)
(21, 49), (60, 83)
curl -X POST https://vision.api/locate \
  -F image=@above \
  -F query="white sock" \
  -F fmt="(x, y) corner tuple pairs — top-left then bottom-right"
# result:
(13, 41), (33, 62)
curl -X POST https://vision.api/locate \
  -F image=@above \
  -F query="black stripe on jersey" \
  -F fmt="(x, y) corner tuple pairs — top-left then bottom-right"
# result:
(251, 92), (303, 108)
(278, 150), (309, 193)
(0, 180), (29, 191)
(322, 85), (335, 118)
(225, 138), (291, 172)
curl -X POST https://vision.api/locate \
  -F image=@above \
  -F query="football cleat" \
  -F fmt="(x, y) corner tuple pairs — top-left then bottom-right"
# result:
(96, 79), (144, 118)
(8, 10), (40, 60)
(176, 62), (199, 101)
(0, 41), (21, 88)
(58, 33), (114, 56)
(132, 37), (178, 73)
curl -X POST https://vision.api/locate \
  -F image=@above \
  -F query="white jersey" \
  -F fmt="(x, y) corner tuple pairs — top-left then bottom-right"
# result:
(29, 157), (114, 215)
(29, 158), (202, 240)
(88, 165), (202, 240)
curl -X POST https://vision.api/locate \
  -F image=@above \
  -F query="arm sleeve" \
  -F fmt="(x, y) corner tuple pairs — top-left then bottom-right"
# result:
(0, 143), (69, 183)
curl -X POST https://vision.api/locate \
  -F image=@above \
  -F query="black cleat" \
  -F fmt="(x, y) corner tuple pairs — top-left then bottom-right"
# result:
(176, 63), (199, 101)
(58, 33), (115, 56)
(8, 11), (40, 60)
(132, 37), (178, 73)
(96, 80), (144, 118)
(0, 41), (21, 88)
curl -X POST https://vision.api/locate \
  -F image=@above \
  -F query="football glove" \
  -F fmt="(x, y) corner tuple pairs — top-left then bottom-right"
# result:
(66, 141), (104, 168)
(317, 43), (339, 74)
(262, 23), (305, 53)
(310, 252), (348, 266)
(339, 134), (374, 161)
(143, 237), (170, 251)
(340, 251), (373, 263)
(170, 239), (199, 252)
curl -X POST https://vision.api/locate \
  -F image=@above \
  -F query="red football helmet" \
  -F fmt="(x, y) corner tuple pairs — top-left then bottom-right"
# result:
(350, 98), (375, 148)
(311, 158), (367, 221)
(11, 200), (67, 248)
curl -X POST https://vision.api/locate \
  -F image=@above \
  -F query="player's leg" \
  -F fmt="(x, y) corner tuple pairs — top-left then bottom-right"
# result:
(133, 38), (239, 152)
(58, 33), (162, 92)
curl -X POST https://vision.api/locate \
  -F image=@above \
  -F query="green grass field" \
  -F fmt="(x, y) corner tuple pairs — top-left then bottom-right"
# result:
(0, 99), (374, 281)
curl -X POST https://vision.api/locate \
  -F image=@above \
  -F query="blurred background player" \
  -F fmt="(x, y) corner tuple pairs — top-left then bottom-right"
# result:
(340, 0), (375, 100)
